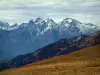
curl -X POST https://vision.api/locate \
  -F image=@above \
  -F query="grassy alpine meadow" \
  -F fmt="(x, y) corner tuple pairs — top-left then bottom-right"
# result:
(0, 44), (100, 75)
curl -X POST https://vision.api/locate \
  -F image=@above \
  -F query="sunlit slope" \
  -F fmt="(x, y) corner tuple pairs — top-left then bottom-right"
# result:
(33, 44), (100, 65)
(0, 44), (100, 75)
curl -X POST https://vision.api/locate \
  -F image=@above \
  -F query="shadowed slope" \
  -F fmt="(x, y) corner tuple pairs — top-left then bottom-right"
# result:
(0, 32), (100, 71)
(0, 44), (100, 75)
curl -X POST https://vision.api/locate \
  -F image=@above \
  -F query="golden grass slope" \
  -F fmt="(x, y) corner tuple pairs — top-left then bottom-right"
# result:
(0, 44), (100, 75)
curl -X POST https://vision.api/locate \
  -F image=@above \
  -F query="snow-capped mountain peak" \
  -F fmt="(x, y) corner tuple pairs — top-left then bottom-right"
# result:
(34, 17), (44, 24)
(46, 18), (56, 27)
(35, 17), (42, 22)
(0, 17), (99, 35)
(0, 21), (9, 28)
(63, 18), (73, 23)
(0, 17), (100, 61)
(62, 18), (81, 24)
(28, 19), (34, 25)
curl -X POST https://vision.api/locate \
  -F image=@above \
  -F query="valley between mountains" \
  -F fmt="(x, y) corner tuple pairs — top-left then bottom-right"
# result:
(0, 18), (100, 61)
(0, 18), (100, 75)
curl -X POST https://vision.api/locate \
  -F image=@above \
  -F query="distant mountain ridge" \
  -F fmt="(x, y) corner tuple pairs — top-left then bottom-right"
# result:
(0, 32), (100, 71)
(0, 18), (100, 61)
(0, 18), (99, 33)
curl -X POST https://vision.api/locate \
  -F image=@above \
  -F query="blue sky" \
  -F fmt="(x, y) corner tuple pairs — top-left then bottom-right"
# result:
(0, 0), (100, 25)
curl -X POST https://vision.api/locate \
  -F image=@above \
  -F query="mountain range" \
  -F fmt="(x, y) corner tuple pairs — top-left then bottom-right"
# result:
(0, 31), (100, 71)
(0, 18), (100, 61)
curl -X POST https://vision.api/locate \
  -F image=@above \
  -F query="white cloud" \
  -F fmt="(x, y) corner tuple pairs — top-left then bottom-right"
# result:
(0, 0), (100, 25)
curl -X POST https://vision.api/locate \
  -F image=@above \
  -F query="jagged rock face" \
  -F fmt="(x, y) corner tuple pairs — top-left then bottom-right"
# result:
(0, 18), (100, 61)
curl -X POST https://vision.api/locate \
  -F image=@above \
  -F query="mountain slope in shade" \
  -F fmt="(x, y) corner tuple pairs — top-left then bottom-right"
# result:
(0, 32), (99, 71)
(0, 18), (100, 61)
(33, 44), (100, 65)
(0, 44), (100, 75)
